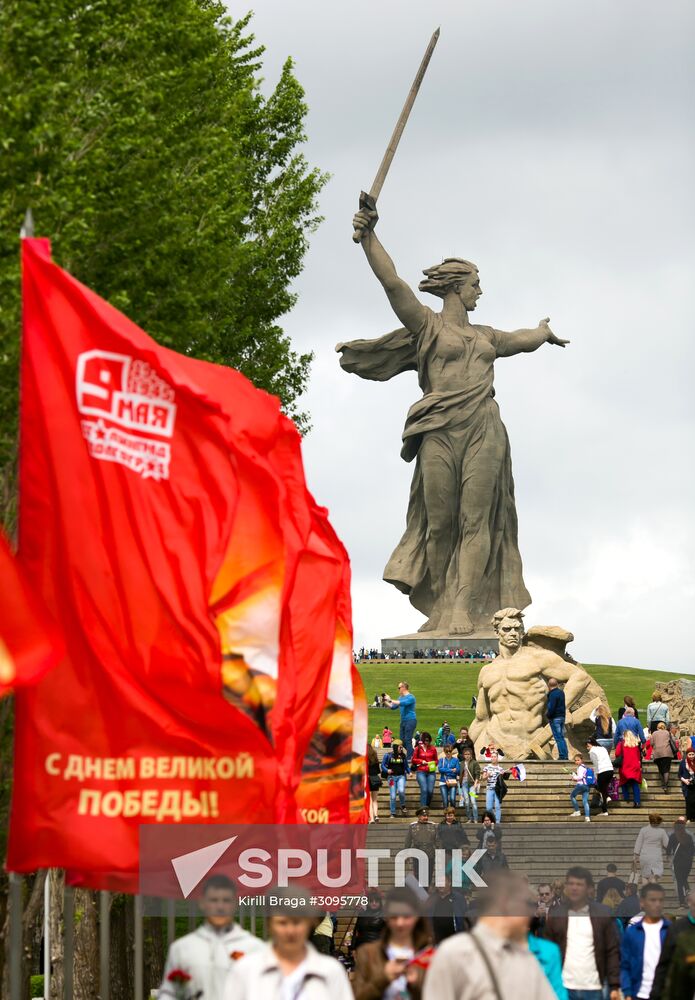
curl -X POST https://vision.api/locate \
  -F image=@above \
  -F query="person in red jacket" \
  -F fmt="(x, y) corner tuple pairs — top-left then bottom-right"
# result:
(411, 732), (439, 808)
(616, 730), (643, 808)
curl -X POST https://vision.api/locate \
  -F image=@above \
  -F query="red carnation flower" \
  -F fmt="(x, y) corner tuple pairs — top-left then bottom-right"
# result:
(167, 969), (192, 983)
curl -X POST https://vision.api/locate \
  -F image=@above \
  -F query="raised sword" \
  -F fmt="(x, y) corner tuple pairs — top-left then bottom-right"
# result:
(352, 27), (441, 243)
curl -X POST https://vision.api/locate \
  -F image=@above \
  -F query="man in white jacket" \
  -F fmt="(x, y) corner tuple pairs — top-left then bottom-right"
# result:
(159, 876), (263, 999)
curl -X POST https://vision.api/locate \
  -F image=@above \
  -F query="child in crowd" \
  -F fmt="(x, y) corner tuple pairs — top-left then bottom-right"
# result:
(569, 753), (592, 823)
(459, 748), (480, 823)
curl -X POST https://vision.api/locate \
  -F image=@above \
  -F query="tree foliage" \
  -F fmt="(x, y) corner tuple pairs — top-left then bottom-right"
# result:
(0, 0), (326, 491)
(0, 4), (326, 988)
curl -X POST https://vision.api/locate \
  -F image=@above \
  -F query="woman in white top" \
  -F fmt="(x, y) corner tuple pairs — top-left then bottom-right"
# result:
(585, 738), (614, 816)
(224, 909), (352, 1000)
(646, 691), (671, 734)
(633, 814), (670, 882)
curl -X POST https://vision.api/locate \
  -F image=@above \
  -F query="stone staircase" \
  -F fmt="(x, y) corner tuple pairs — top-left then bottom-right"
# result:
(364, 758), (685, 908)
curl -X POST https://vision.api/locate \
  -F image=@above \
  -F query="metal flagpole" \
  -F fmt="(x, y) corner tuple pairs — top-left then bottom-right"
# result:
(44, 871), (51, 1000)
(20, 207), (34, 239)
(63, 884), (74, 1000)
(166, 898), (175, 947)
(99, 892), (110, 1000)
(133, 895), (144, 1000)
(9, 873), (22, 1000)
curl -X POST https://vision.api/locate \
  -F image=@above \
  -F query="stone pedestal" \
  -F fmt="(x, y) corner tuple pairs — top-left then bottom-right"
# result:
(380, 630), (498, 658)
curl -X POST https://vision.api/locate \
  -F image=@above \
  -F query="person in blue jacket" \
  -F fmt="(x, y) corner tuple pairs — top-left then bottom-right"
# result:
(619, 882), (670, 1000)
(546, 678), (568, 760)
(528, 932), (568, 1000)
(614, 706), (645, 747)
(437, 743), (461, 808)
(385, 680), (417, 761)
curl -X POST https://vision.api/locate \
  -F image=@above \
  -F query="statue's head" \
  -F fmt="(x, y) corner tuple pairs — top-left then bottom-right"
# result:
(419, 258), (481, 310)
(492, 608), (525, 650)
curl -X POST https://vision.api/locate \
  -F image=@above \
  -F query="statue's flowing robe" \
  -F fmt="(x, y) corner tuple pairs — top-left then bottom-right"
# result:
(339, 308), (531, 625)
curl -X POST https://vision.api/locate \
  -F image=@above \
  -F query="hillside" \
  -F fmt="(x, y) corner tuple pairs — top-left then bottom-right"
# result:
(358, 660), (684, 740)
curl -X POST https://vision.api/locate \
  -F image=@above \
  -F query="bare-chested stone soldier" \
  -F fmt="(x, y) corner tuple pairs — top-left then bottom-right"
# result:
(469, 608), (606, 759)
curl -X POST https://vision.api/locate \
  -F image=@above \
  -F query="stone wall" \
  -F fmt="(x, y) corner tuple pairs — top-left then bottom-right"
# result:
(655, 679), (695, 734)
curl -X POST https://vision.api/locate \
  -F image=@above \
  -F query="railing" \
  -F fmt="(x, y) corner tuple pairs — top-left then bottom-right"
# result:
(7, 871), (264, 1000)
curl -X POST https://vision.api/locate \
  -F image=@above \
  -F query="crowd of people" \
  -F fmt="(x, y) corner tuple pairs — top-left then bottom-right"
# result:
(356, 647), (496, 662)
(369, 682), (695, 824)
(565, 692), (695, 822)
(371, 725), (511, 822)
(153, 683), (695, 999)
(158, 868), (695, 1000)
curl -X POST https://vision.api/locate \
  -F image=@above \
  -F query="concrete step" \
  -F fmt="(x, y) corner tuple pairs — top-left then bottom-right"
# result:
(359, 824), (683, 908)
(362, 758), (687, 917)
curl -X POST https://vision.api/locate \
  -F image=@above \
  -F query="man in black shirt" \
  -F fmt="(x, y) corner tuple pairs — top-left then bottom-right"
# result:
(596, 863), (626, 904)
(478, 835), (509, 877)
(426, 877), (468, 943)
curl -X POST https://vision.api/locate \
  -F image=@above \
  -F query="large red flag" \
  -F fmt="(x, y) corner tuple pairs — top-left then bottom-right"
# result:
(8, 238), (357, 887)
(0, 530), (63, 697)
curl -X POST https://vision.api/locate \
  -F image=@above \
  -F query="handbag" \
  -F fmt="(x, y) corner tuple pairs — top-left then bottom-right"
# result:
(445, 778), (458, 787)
(607, 775), (620, 800)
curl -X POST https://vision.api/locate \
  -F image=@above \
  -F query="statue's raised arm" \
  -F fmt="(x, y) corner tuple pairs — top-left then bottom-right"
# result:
(352, 206), (427, 333)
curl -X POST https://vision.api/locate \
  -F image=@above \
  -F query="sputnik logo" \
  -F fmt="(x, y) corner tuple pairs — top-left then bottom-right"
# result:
(171, 837), (237, 898)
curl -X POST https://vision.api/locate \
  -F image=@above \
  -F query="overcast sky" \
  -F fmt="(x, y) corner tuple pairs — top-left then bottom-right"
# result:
(227, 0), (694, 671)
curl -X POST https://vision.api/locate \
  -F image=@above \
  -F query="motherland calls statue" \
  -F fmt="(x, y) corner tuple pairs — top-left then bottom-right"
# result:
(338, 206), (570, 635)
(469, 608), (606, 760)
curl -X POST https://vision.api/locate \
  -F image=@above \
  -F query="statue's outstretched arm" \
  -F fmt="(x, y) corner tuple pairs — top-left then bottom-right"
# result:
(494, 318), (570, 357)
(353, 207), (427, 333)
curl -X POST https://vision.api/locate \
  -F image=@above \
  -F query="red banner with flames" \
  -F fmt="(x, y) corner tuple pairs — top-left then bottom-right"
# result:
(7, 239), (366, 890)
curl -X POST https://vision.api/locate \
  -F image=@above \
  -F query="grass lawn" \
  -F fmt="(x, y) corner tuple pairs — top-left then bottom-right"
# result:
(358, 660), (685, 741)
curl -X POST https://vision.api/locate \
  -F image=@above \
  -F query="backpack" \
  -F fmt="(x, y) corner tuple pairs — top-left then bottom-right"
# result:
(585, 767), (596, 786)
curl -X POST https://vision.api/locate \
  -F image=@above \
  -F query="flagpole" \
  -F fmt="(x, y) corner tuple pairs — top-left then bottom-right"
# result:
(8, 873), (21, 1000)
(43, 871), (50, 1000)
(20, 207), (34, 239)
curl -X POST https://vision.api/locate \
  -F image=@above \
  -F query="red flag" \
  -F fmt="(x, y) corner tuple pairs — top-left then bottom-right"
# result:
(0, 530), (63, 697)
(8, 238), (355, 887)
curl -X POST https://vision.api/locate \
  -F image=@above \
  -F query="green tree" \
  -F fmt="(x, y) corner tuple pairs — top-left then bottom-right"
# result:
(0, 0), (326, 523)
(0, 3), (326, 989)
